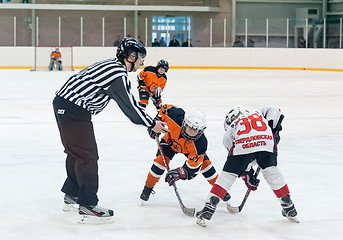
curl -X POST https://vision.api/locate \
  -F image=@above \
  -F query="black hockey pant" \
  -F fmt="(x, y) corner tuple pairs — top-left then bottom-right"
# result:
(53, 96), (99, 206)
(223, 151), (278, 177)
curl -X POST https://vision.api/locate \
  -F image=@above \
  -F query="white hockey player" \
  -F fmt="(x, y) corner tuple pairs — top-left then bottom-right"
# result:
(196, 105), (298, 226)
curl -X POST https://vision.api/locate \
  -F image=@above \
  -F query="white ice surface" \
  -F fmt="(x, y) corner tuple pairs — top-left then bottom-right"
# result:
(0, 69), (343, 240)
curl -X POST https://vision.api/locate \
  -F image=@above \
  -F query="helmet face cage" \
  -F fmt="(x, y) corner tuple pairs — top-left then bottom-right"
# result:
(181, 109), (206, 141)
(157, 59), (169, 72)
(116, 37), (147, 62)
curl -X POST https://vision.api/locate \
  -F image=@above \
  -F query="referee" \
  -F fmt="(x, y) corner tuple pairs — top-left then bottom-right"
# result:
(52, 38), (168, 224)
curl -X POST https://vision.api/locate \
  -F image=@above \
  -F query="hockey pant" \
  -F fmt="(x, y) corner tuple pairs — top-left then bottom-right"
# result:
(53, 96), (99, 206)
(144, 143), (218, 188)
(209, 151), (290, 201)
(49, 59), (63, 71)
(139, 90), (149, 108)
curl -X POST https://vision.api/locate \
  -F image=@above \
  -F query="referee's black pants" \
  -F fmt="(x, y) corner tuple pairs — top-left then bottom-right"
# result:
(53, 96), (99, 206)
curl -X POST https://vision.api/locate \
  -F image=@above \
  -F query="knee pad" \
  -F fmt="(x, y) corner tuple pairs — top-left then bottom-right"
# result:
(215, 171), (238, 191)
(261, 166), (287, 191)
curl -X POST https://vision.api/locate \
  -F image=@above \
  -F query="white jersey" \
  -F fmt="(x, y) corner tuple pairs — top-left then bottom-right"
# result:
(223, 106), (281, 155)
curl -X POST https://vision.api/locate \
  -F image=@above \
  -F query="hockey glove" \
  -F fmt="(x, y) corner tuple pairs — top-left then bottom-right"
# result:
(153, 86), (161, 99)
(241, 169), (260, 191)
(151, 87), (162, 107)
(137, 78), (146, 91)
(165, 167), (188, 186)
(147, 115), (163, 139)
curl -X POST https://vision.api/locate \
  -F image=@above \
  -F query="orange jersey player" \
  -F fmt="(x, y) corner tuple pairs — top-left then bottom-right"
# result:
(50, 50), (61, 60)
(137, 59), (168, 109)
(49, 47), (63, 71)
(140, 104), (230, 203)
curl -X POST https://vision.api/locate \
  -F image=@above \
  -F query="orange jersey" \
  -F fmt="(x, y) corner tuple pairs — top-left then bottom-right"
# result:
(138, 66), (167, 97)
(51, 51), (61, 60)
(158, 104), (209, 178)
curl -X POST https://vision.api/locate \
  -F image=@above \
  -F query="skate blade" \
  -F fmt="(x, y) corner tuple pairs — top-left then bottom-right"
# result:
(287, 216), (300, 223)
(78, 215), (114, 225)
(140, 200), (146, 206)
(62, 204), (79, 212)
(196, 218), (207, 227)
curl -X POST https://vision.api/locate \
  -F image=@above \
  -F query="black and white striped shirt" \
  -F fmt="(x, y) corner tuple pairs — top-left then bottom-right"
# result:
(56, 58), (154, 127)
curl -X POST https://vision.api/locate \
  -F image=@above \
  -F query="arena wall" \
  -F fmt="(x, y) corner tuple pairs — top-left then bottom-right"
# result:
(0, 47), (342, 71)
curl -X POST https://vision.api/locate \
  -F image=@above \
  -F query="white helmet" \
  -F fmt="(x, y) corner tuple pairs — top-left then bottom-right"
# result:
(224, 105), (249, 130)
(181, 108), (207, 141)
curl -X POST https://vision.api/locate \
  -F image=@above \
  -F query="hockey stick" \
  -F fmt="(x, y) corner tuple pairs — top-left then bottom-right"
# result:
(227, 114), (285, 214)
(227, 167), (261, 213)
(155, 136), (195, 217)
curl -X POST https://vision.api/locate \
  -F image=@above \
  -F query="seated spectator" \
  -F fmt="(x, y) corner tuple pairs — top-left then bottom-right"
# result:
(247, 37), (254, 47)
(138, 36), (144, 46)
(233, 36), (244, 47)
(298, 37), (306, 48)
(152, 38), (160, 47)
(169, 35), (180, 47)
(160, 37), (167, 47)
(182, 39), (192, 47)
(113, 35), (121, 47)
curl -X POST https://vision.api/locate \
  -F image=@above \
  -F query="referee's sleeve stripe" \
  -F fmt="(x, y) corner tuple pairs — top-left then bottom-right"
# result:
(121, 76), (153, 126)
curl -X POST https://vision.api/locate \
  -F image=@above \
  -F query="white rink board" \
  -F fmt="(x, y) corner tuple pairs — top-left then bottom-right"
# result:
(33, 46), (73, 71)
(1, 46), (343, 71)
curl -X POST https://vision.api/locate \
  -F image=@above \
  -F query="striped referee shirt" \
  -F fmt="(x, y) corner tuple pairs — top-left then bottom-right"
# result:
(56, 58), (154, 128)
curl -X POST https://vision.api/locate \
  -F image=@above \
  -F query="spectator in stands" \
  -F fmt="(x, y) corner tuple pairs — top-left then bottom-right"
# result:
(113, 35), (121, 47)
(182, 39), (192, 47)
(169, 35), (180, 47)
(160, 37), (167, 47)
(233, 36), (244, 47)
(247, 37), (254, 47)
(299, 37), (306, 48)
(152, 38), (160, 47)
(138, 36), (144, 46)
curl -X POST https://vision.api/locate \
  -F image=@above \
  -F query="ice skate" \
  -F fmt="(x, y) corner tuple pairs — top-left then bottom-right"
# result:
(196, 196), (220, 227)
(78, 205), (114, 224)
(140, 185), (154, 204)
(62, 194), (78, 212)
(280, 194), (299, 223)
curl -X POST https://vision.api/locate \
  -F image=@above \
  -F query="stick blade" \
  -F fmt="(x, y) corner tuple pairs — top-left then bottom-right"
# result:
(226, 202), (240, 213)
(182, 206), (195, 217)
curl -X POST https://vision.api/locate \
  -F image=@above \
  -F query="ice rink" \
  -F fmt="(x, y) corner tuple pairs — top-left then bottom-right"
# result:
(1, 68), (342, 240)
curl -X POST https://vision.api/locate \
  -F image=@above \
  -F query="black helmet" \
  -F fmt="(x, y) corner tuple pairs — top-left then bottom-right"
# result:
(156, 59), (169, 72)
(116, 37), (147, 62)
